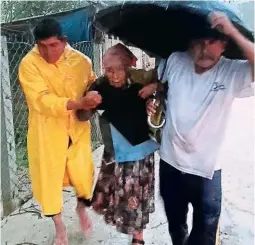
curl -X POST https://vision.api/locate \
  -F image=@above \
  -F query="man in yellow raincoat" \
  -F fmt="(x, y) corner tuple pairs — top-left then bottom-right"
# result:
(18, 18), (102, 245)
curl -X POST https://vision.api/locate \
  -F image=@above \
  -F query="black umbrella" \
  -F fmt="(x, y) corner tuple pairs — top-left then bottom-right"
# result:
(94, 1), (254, 59)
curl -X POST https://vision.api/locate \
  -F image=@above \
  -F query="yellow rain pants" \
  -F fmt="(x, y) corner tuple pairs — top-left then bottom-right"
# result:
(18, 45), (96, 215)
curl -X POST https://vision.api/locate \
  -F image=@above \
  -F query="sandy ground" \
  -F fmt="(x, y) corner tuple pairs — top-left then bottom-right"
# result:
(1, 97), (254, 245)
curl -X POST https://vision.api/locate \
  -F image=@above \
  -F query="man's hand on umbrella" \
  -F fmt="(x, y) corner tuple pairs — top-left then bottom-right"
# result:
(78, 91), (102, 110)
(209, 11), (236, 36)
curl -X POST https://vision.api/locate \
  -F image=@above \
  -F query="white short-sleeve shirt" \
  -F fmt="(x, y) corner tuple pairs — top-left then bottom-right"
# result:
(158, 52), (253, 179)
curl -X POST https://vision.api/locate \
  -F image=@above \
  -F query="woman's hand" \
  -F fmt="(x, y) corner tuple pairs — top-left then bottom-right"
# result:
(138, 83), (158, 99)
(77, 91), (102, 110)
(146, 99), (159, 116)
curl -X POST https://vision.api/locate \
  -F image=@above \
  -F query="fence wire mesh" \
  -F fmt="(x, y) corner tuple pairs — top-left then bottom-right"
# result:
(1, 28), (103, 214)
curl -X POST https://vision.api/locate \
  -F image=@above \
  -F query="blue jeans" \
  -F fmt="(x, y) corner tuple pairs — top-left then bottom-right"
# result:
(160, 159), (221, 245)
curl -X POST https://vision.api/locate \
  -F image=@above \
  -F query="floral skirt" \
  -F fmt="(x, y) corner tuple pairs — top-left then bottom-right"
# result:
(91, 150), (155, 234)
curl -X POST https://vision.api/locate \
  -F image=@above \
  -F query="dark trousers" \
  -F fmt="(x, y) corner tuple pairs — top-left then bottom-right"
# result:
(160, 159), (221, 245)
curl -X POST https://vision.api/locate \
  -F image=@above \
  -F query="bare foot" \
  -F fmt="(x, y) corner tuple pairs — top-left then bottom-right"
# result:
(53, 237), (68, 245)
(76, 207), (93, 237)
(53, 227), (68, 245)
(52, 214), (68, 245)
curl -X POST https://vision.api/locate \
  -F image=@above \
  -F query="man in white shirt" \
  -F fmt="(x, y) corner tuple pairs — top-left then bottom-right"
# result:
(147, 12), (254, 245)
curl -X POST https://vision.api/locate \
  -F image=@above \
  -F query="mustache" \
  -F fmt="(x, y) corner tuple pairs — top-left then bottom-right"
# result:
(197, 53), (215, 61)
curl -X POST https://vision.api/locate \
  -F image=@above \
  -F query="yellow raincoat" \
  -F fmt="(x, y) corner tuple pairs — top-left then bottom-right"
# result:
(18, 45), (96, 215)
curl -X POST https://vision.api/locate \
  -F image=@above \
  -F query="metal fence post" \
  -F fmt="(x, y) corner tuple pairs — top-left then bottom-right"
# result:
(1, 91), (12, 216)
(93, 42), (102, 76)
(1, 35), (19, 217)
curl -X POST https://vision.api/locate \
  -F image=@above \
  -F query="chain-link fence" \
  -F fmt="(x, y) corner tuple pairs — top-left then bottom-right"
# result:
(1, 28), (103, 217)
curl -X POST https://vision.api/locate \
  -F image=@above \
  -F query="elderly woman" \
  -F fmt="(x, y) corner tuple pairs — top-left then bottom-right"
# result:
(104, 43), (158, 98)
(77, 51), (159, 245)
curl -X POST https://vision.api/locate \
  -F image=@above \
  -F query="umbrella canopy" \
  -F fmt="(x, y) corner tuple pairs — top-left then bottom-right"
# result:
(94, 1), (254, 59)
